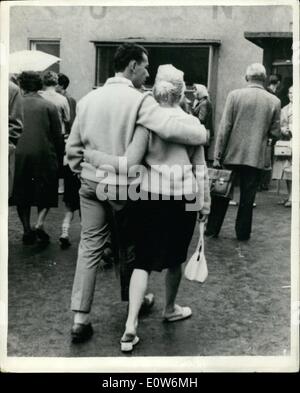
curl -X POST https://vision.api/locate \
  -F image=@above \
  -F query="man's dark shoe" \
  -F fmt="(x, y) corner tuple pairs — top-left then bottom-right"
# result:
(59, 236), (71, 249)
(71, 323), (93, 343)
(22, 230), (36, 245)
(35, 228), (50, 243)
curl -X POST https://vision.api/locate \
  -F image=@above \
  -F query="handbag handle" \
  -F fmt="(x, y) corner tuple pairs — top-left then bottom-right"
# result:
(196, 221), (205, 252)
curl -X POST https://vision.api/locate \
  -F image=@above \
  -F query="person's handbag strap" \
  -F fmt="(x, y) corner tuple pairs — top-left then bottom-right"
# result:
(196, 221), (205, 252)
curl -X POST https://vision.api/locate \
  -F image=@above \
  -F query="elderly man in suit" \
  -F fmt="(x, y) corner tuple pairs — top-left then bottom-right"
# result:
(205, 63), (281, 241)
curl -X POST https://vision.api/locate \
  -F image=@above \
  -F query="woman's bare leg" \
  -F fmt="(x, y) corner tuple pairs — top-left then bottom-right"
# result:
(122, 268), (149, 338)
(60, 208), (74, 246)
(164, 264), (182, 314)
(36, 207), (50, 229)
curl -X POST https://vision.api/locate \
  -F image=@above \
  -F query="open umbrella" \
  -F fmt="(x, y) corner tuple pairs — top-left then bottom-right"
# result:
(9, 50), (61, 73)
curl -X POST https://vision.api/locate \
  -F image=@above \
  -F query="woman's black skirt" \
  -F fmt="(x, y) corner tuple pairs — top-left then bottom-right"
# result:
(132, 194), (197, 272)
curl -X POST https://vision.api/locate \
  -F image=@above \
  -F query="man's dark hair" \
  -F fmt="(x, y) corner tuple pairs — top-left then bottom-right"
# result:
(268, 75), (279, 85)
(18, 71), (43, 92)
(114, 43), (148, 72)
(58, 73), (70, 89)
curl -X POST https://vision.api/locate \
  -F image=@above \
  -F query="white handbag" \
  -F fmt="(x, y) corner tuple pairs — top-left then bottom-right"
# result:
(274, 140), (292, 157)
(184, 221), (208, 283)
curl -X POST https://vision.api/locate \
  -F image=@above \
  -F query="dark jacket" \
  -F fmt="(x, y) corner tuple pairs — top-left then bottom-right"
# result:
(192, 97), (214, 142)
(12, 93), (63, 206)
(9, 81), (23, 147)
(64, 93), (77, 135)
(9, 81), (24, 197)
(15, 93), (63, 181)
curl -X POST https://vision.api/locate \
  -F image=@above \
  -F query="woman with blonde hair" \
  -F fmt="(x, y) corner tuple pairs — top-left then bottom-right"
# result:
(84, 64), (210, 352)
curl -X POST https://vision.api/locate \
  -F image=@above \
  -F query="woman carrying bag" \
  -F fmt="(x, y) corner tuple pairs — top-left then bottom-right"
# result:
(84, 65), (211, 352)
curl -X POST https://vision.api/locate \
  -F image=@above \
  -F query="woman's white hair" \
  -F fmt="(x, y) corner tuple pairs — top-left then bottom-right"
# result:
(153, 64), (185, 105)
(246, 63), (266, 82)
(193, 84), (209, 100)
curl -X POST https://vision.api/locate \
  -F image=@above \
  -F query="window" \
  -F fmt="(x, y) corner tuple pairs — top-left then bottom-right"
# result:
(94, 41), (219, 100)
(271, 42), (293, 84)
(30, 40), (60, 73)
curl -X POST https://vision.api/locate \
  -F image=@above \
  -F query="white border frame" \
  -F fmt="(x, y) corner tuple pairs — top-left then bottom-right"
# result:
(0, 0), (299, 373)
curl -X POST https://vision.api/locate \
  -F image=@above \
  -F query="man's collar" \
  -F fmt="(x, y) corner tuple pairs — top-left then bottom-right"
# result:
(105, 76), (134, 88)
(247, 83), (265, 90)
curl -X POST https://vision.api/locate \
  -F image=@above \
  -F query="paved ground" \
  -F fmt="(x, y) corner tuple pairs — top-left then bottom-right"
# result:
(7, 184), (291, 358)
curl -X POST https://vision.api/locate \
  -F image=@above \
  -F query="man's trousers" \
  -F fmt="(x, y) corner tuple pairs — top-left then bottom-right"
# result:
(71, 178), (135, 312)
(71, 178), (113, 312)
(206, 165), (262, 240)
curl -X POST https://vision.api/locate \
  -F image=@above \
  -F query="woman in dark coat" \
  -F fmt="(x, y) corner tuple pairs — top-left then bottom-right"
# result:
(11, 71), (63, 244)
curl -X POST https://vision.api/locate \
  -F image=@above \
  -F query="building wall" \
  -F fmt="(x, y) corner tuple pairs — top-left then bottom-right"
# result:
(10, 5), (292, 137)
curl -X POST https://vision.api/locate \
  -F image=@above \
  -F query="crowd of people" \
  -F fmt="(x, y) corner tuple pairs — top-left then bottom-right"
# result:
(9, 71), (81, 246)
(8, 43), (293, 352)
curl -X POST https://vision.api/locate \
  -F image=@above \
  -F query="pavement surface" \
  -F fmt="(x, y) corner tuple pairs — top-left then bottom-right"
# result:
(7, 185), (291, 358)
